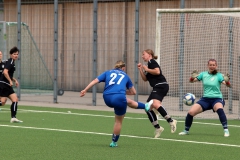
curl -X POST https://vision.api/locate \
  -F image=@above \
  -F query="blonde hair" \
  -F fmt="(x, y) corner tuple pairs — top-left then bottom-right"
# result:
(114, 60), (126, 69)
(144, 49), (158, 59)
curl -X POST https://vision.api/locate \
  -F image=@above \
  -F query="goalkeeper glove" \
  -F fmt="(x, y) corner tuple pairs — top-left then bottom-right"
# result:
(191, 70), (199, 78)
(223, 73), (232, 88)
(223, 73), (230, 82)
(189, 70), (199, 82)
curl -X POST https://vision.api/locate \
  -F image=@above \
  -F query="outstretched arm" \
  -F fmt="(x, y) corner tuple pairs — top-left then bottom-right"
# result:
(80, 78), (99, 97)
(189, 77), (198, 83)
(222, 81), (231, 88)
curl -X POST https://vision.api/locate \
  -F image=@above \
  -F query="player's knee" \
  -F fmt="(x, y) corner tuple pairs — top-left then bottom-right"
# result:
(188, 109), (200, 116)
(127, 101), (133, 105)
(152, 102), (161, 110)
(188, 110), (195, 116)
(1, 99), (7, 106)
(11, 97), (18, 102)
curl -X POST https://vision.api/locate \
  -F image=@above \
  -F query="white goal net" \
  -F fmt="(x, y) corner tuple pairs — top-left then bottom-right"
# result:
(155, 8), (240, 119)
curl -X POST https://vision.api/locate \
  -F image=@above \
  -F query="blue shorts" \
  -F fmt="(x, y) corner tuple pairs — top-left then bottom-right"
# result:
(103, 93), (127, 116)
(196, 97), (225, 112)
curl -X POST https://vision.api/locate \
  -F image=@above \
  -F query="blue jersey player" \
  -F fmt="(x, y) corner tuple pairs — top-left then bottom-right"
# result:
(80, 60), (153, 147)
(179, 59), (231, 137)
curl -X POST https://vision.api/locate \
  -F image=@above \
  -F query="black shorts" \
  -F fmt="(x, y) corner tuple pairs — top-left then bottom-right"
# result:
(147, 84), (169, 102)
(0, 82), (15, 97)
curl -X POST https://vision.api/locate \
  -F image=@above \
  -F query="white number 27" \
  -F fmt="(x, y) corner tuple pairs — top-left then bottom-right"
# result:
(109, 73), (125, 85)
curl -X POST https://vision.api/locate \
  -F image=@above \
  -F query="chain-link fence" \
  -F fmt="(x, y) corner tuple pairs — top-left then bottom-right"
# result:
(0, 0), (240, 119)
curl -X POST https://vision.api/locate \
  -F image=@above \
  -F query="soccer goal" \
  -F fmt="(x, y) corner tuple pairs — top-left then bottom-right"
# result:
(155, 8), (240, 119)
(0, 22), (53, 95)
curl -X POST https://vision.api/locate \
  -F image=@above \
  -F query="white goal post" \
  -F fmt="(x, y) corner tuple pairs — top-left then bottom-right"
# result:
(155, 8), (240, 119)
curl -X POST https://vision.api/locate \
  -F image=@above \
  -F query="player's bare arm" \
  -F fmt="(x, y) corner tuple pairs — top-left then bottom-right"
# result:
(3, 69), (13, 86)
(126, 86), (136, 95)
(189, 78), (198, 83)
(222, 81), (232, 88)
(137, 63), (147, 81)
(80, 78), (99, 97)
(12, 78), (19, 87)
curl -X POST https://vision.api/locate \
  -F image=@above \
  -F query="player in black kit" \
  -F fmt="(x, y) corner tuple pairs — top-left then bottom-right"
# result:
(0, 50), (8, 106)
(0, 47), (22, 123)
(137, 49), (177, 138)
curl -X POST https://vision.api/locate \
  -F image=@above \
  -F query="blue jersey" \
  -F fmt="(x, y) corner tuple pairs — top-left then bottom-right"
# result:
(97, 69), (133, 95)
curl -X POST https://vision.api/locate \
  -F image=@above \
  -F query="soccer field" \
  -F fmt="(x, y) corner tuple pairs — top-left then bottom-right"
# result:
(0, 105), (239, 160)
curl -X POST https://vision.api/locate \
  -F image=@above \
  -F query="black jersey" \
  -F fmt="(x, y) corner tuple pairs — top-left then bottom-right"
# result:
(0, 58), (15, 85)
(0, 60), (5, 74)
(145, 59), (167, 87)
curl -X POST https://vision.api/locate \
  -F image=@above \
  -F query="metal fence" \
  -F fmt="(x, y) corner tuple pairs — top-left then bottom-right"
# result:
(0, 0), (240, 119)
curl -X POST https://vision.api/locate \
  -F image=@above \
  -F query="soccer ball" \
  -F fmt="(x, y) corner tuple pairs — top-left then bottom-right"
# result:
(183, 93), (195, 106)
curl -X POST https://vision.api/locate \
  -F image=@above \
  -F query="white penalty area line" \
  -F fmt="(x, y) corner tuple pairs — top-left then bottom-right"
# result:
(1, 108), (146, 119)
(1, 108), (240, 128)
(0, 124), (240, 148)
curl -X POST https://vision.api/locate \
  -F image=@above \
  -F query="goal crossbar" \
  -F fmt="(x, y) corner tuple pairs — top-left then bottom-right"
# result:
(156, 8), (240, 13)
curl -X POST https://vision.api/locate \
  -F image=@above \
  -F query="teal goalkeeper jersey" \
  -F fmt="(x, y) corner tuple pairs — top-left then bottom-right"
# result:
(197, 71), (224, 98)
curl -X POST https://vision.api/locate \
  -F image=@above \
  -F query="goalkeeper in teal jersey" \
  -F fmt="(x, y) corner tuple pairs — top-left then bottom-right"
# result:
(179, 59), (231, 137)
(80, 60), (153, 147)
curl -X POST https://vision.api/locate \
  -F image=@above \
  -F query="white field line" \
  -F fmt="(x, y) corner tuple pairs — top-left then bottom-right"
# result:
(1, 108), (240, 128)
(0, 124), (240, 148)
